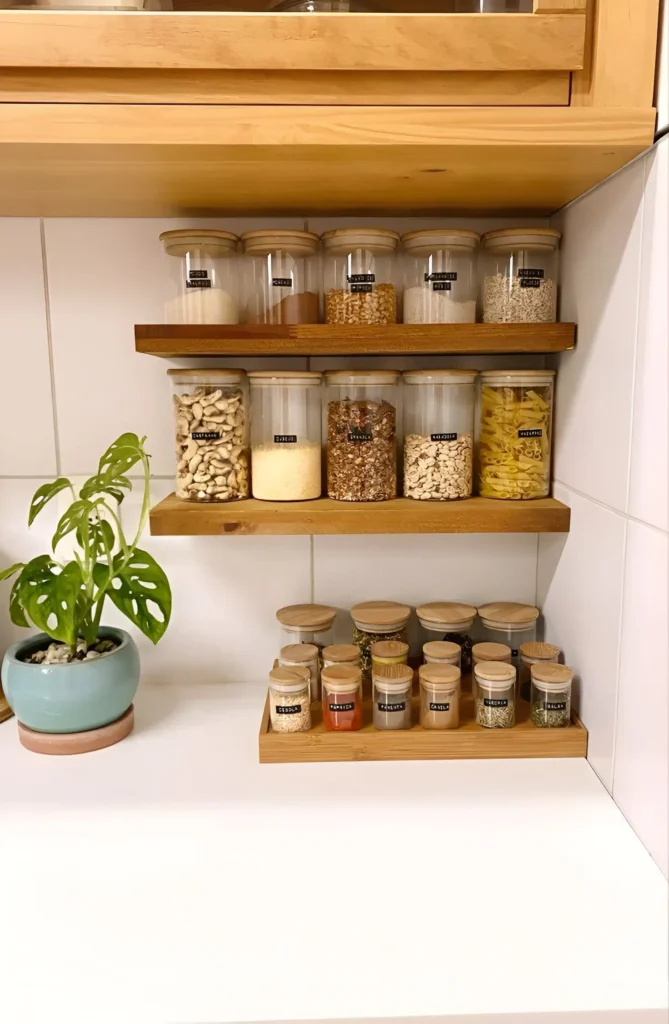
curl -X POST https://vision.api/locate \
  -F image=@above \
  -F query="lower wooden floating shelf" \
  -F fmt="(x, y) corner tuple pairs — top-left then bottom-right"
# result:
(259, 692), (588, 764)
(150, 494), (570, 536)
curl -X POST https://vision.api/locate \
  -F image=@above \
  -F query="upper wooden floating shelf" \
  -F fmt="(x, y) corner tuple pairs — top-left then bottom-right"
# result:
(150, 495), (571, 537)
(135, 323), (576, 359)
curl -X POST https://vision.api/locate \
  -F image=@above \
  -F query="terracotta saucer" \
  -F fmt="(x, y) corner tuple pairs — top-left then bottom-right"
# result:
(17, 705), (134, 755)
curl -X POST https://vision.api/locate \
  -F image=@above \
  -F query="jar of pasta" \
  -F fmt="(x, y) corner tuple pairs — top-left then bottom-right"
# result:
(531, 663), (573, 728)
(322, 645), (361, 670)
(419, 664), (460, 730)
(276, 604), (337, 653)
(478, 370), (556, 500)
(474, 662), (516, 729)
(371, 640), (409, 672)
(322, 228), (400, 324)
(373, 664), (413, 731)
(519, 641), (560, 703)
(481, 227), (560, 324)
(350, 601), (411, 677)
(268, 666), (312, 733)
(476, 602), (539, 667)
(417, 602), (476, 673)
(322, 665), (363, 732)
(279, 643), (320, 703)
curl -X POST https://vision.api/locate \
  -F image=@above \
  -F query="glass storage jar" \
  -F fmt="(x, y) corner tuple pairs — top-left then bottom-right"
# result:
(423, 640), (461, 670)
(419, 664), (460, 730)
(531, 663), (573, 728)
(269, 666), (312, 733)
(241, 230), (321, 325)
(519, 641), (560, 703)
(169, 368), (249, 503)
(472, 642), (512, 669)
(478, 369), (556, 500)
(474, 662), (516, 729)
(403, 371), (476, 501)
(160, 229), (240, 325)
(249, 371), (323, 500)
(276, 604), (337, 652)
(477, 602), (539, 667)
(402, 229), (479, 324)
(481, 227), (560, 323)
(350, 601), (411, 677)
(373, 664), (413, 731)
(417, 602), (477, 674)
(322, 665), (363, 731)
(322, 645), (361, 670)
(325, 370), (400, 502)
(371, 640), (409, 672)
(279, 643), (320, 703)
(270, 0), (370, 8)
(322, 228), (400, 325)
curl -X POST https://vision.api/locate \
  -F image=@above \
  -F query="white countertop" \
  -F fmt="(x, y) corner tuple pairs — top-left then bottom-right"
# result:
(0, 683), (667, 1024)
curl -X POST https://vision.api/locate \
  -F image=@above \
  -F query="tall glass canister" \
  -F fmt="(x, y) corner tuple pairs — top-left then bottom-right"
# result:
(403, 370), (476, 501)
(402, 229), (479, 324)
(481, 228), (560, 323)
(241, 230), (321, 324)
(248, 371), (323, 500)
(322, 228), (400, 324)
(160, 229), (240, 325)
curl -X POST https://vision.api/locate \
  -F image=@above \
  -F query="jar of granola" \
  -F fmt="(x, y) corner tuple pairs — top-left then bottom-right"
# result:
(322, 228), (400, 324)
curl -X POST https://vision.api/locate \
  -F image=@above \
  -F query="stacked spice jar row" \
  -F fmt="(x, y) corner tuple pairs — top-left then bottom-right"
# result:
(268, 601), (575, 735)
(160, 226), (561, 326)
(170, 367), (555, 503)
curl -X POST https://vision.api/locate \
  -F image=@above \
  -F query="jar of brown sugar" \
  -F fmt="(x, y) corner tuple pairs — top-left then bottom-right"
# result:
(419, 663), (460, 730)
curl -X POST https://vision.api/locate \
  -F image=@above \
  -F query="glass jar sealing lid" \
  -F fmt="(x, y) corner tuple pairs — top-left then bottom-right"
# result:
(280, 643), (319, 664)
(417, 601), (477, 629)
(249, 371), (323, 387)
(479, 370), (556, 388)
(419, 663), (461, 689)
(531, 663), (573, 688)
(321, 227), (400, 255)
(520, 641), (561, 663)
(371, 640), (409, 661)
(373, 663), (413, 691)
(168, 368), (247, 385)
(482, 227), (561, 253)
(159, 229), (239, 258)
(423, 641), (461, 661)
(473, 642), (512, 662)
(403, 370), (478, 386)
(402, 229), (480, 255)
(351, 600), (411, 632)
(474, 661), (516, 685)
(325, 370), (400, 387)
(241, 229), (320, 258)
(269, 666), (310, 692)
(276, 604), (337, 632)
(321, 664), (362, 693)
(477, 602), (540, 631)
(322, 644), (360, 664)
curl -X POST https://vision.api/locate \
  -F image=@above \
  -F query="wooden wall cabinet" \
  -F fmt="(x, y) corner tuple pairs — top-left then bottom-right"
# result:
(0, 0), (660, 215)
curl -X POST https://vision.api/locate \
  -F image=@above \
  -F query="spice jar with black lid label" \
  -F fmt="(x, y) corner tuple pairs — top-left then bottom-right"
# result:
(373, 663), (413, 731)
(322, 665), (363, 732)
(419, 663), (460, 730)
(417, 602), (476, 673)
(474, 661), (516, 729)
(531, 663), (573, 728)
(269, 666), (312, 734)
(519, 641), (560, 702)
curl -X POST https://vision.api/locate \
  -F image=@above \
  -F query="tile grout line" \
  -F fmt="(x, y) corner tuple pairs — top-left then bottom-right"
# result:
(39, 218), (62, 478)
(553, 477), (668, 537)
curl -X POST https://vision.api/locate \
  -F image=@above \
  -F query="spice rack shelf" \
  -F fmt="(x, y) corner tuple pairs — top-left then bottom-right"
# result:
(135, 323), (576, 358)
(259, 691), (588, 764)
(150, 495), (570, 537)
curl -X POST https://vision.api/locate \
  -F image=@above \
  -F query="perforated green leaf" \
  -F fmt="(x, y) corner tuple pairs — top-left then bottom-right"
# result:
(18, 556), (83, 645)
(52, 499), (95, 553)
(28, 478), (72, 526)
(0, 562), (24, 583)
(9, 575), (28, 628)
(95, 549), (171, 644)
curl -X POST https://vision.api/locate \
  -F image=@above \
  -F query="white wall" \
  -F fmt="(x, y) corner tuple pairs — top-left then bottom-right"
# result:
(540, 137), (669, 878)
(0, 215), (549, 687)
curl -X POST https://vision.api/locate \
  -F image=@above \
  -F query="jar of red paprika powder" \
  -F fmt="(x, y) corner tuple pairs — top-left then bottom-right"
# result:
(321, 664), (363, 732)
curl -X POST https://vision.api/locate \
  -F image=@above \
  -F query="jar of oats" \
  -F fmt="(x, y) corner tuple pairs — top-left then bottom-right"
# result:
(322, 228), (400, 324)
(268, 666), (312, 733)
(402, 229), (479, 324)
(403, 370), (476, 501)
(419, 664), (460, 730)
(325, 370), (400, 501)
(481, 228), (560, 323)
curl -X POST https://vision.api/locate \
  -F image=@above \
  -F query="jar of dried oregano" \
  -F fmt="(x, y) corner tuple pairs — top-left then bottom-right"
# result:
(531, 663), (573, 728)
(474, 661), (516, 729)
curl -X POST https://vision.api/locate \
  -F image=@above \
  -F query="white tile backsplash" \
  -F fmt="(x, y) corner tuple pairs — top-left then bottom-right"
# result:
(613, 521), (669, 878)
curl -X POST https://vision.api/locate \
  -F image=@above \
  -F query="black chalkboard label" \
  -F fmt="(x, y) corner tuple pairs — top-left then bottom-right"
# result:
(545, 701), (567, 712)
(189, 270), (208, 279)
(429, 702), (451, 712)
(348, 426), (372, 443)
(272, 277), (293, 288)
(329, 702), (355, 713)
(276, 705), (301, 715)
(192, 431), (221, 441)
(432, 281), (453, 292)
(378, 702), (406, 713)
(425, 271), (457, 282)
(518, 429), (543, 438)
(348, 274), (375, 283)
(274, 435), (297, 444)
(186, 279), (212, 289)
(484, 698), (509, 708)
(431, 433), (458, 442)
(518, 269), (544, 289)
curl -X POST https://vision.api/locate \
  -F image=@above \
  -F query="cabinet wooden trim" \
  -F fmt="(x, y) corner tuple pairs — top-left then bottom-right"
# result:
(571, 0), (661, 107)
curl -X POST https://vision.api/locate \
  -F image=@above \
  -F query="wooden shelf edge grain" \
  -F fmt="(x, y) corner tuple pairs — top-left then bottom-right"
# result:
(258, 693), (588, 763)
(149, 495), (571, 537)
(135, 323), (576, 358)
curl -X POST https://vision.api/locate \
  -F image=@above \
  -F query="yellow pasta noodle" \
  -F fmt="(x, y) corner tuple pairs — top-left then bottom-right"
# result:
(478, 385), (552, 500)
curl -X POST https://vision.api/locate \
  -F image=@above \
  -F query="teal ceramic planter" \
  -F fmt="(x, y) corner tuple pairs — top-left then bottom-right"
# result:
(1, 627), (140, 734)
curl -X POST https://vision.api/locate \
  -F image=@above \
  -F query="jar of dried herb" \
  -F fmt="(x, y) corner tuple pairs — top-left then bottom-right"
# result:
(322, 665), (363, 732)
(474, 662), (516, 729)
(350, 601), (411, 676)
(519, 641), (560, 702)
(279, 643), (320, 703)
(322, 645), (361, 670)
(531, 663), (573, 728)
(373, 663), (413, 731)
(417, 602), (476, 673)
(269, 666), (312, 734)
(419, 663), (460, 730)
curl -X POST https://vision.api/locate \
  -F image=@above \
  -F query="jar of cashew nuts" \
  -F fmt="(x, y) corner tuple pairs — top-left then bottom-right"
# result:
(169, 368), (250, 503)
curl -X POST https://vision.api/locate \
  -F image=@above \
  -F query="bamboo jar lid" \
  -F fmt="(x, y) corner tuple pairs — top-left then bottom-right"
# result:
(417, 602), (477, 627)
(473, 642), (512, 663)
(321, 227), (400, 255)
(423, 641), (461, 662)
(371, 640), (409, 661)
(477, 602), (540, 630)
(269, 666), (310, 690)
(241, 229), (320, 258)
(276, 604), (337, 632)
(531, 663), (573, 687)
(351, 601), (411, 630)
(419, 663), (461, 689)
(402, 228), (480, 255)
(159, 229), (239, 259)
(322, 645), (360, 664)
(474, 662), (516, 685)
(482, 227), (561, 253)
(520, 642), (561, 663)
(373, 663), (414, 691)
(280, 644), (319, 664)
(321, 664), (362, 694)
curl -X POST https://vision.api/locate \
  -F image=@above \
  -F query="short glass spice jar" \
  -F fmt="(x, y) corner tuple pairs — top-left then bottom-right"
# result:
(322, 645), (361, 670)
(276, 604), (337, 652)
(519, 641), (561, 703)
(423, 640), (461, 670)
(476, 602), (539, 666)
(241, 229), (321, 325)
(350, 601), (411, 677)
(531, 663), (573, 728)
(160, 229), (240, 325)
(325, 370), (400, 502)
(481, 227), (561, 324)
(371, 640), (410, 672)
(268, 666), (312, 734)
(373, 664), (414, 731)
(474, 661), (516, 729)
(279, 643), (320, 703)
(403, 371), (476, 501)
(472, 642), (512, 669)
(249, 371), (323, 501)
(169, 368), (250, 503)
(419, 664), (460, 730)
(417, 602), (477, 673)
(322, 228), (401, 325)
(402, 229), (479, 325)
(322, 665), (364, 732)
